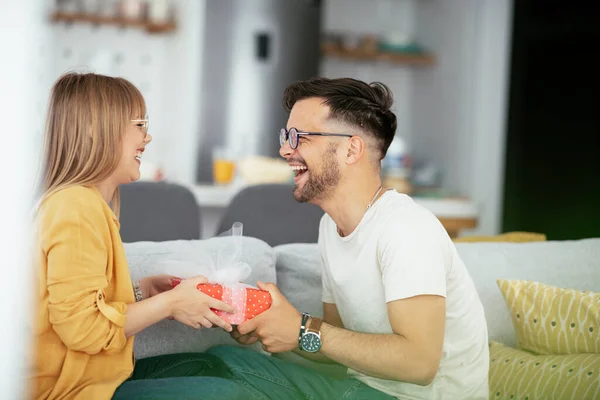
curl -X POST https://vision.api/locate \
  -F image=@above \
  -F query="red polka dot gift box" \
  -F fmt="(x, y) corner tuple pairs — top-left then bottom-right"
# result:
(171, 279), (272, 324)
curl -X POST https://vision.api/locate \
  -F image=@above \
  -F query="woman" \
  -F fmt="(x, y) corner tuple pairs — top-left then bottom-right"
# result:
(32, 72), (248, 399)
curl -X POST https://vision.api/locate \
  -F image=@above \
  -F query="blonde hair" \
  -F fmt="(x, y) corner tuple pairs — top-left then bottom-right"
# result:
(39, 72), (146, 217)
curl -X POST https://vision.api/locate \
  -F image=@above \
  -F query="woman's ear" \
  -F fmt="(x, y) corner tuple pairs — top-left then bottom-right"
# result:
(345, 136), (365, 165)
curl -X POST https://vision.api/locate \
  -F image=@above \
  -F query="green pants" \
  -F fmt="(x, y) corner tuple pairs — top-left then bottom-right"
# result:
(206, 345), (396, 400)
(112, 352), (248, 400)
(113, 346), (396, 399)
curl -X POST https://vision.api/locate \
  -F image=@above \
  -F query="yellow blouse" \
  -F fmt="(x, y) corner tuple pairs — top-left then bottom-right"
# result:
(32, 186), (135, 400)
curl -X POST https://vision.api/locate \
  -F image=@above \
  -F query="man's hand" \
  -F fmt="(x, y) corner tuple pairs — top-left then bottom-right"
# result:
(229, 327), (259, 345)
(140, 275), (180, 299)
(237, 281), (302, 353)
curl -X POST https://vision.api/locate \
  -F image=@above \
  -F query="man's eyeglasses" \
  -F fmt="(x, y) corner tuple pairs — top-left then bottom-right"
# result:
(131, 115), (149, 134)
(279, 127), (352, 150)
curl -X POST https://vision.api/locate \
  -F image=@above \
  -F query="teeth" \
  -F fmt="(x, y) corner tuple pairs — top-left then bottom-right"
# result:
(291, 166), (307, 171)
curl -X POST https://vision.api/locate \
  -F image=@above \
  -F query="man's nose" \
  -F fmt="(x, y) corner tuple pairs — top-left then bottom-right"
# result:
(279, 139), (293, 159)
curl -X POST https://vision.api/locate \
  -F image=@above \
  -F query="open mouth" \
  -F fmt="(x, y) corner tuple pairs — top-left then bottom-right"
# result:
(291, 165), (308, 179)
(135, 148), (144, 162)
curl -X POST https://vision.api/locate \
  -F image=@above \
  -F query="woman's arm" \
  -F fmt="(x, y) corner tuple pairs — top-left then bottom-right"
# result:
(43, 198), (130, 355)
(123, 292), (173, 337)
(122, 275), (177, 337)
(124, 275), (238, 337)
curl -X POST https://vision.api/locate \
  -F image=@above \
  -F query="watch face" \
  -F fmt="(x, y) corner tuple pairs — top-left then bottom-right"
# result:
(301, 332), (321, 353)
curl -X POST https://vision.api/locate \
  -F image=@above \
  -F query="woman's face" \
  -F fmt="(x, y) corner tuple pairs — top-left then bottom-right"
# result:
(113, 116), (152, 185)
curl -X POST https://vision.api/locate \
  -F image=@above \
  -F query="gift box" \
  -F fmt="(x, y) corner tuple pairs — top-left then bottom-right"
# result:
(172, 280), (271, 325)
(164, 222), (272, 325)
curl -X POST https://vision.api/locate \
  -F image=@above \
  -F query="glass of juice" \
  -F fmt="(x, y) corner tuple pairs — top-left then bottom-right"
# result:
(212, 147), (236, 185)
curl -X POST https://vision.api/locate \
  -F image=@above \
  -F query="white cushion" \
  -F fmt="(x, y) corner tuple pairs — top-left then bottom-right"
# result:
(274, 243), (323, 318)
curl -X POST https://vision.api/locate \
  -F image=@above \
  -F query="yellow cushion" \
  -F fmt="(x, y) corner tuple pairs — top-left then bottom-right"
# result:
(489, 341), (600, 400)
(454, 231), (546, 243)
(497, 279), (600, 355)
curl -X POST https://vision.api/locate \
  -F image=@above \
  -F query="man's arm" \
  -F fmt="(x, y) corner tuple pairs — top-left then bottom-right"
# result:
(316, 295), (445, 385)
(239, 283), (445, 386)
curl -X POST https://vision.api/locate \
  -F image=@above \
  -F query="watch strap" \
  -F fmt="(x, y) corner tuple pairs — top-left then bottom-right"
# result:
(307, 316), (323, 334)
(298, 312), (310, 347)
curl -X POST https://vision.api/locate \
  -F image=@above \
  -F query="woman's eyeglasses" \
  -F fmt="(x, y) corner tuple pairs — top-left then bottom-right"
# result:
(279, 127), (352, 150)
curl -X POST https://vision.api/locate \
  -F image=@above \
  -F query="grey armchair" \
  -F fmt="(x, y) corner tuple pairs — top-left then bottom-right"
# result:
(216, 184), (324, 247)
(119, 181), (200, 243)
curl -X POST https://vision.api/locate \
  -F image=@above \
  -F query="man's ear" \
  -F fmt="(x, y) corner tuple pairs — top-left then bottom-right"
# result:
(345, 136), (365, 165)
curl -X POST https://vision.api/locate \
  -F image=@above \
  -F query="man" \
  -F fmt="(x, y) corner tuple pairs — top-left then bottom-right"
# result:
(208, 77), (489, 399)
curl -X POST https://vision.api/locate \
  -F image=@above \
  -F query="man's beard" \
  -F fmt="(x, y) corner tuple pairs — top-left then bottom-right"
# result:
(294, 144), (340, 203)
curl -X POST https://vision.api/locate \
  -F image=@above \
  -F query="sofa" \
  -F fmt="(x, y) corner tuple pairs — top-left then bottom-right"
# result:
(124, 236), (600, 398)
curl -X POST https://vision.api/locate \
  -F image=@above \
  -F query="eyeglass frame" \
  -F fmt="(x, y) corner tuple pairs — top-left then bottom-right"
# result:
(279, 127), (353, 150)
(131, 115), (149, 134)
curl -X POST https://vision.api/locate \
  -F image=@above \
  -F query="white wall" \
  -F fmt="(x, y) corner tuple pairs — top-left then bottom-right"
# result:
(0, 0), (48, 397)
(160, 0), (206, 183)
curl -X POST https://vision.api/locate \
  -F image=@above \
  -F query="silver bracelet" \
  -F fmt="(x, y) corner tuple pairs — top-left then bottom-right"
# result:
(133, 280), (144, 302)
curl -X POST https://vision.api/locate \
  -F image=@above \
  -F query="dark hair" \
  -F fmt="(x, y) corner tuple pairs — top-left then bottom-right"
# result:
(283, 77), (397, 159)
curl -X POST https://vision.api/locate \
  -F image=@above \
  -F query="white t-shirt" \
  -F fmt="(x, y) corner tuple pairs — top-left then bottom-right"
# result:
(319, 190), (489, 400)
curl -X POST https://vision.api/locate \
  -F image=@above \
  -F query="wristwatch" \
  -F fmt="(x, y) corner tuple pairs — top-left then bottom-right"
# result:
(300, 316), (323, 353)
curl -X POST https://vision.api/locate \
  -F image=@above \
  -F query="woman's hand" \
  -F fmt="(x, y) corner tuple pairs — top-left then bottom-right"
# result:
(166, 275), (235, 332)
(139, 275), (179, 299)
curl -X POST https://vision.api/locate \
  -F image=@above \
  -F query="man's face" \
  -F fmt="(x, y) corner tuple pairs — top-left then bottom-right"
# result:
(279, 98), (342, 203)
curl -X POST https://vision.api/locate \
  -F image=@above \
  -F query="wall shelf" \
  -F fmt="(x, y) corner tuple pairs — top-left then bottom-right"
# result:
(50, 12), (176, 34)
(322, 47), (435, 67)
